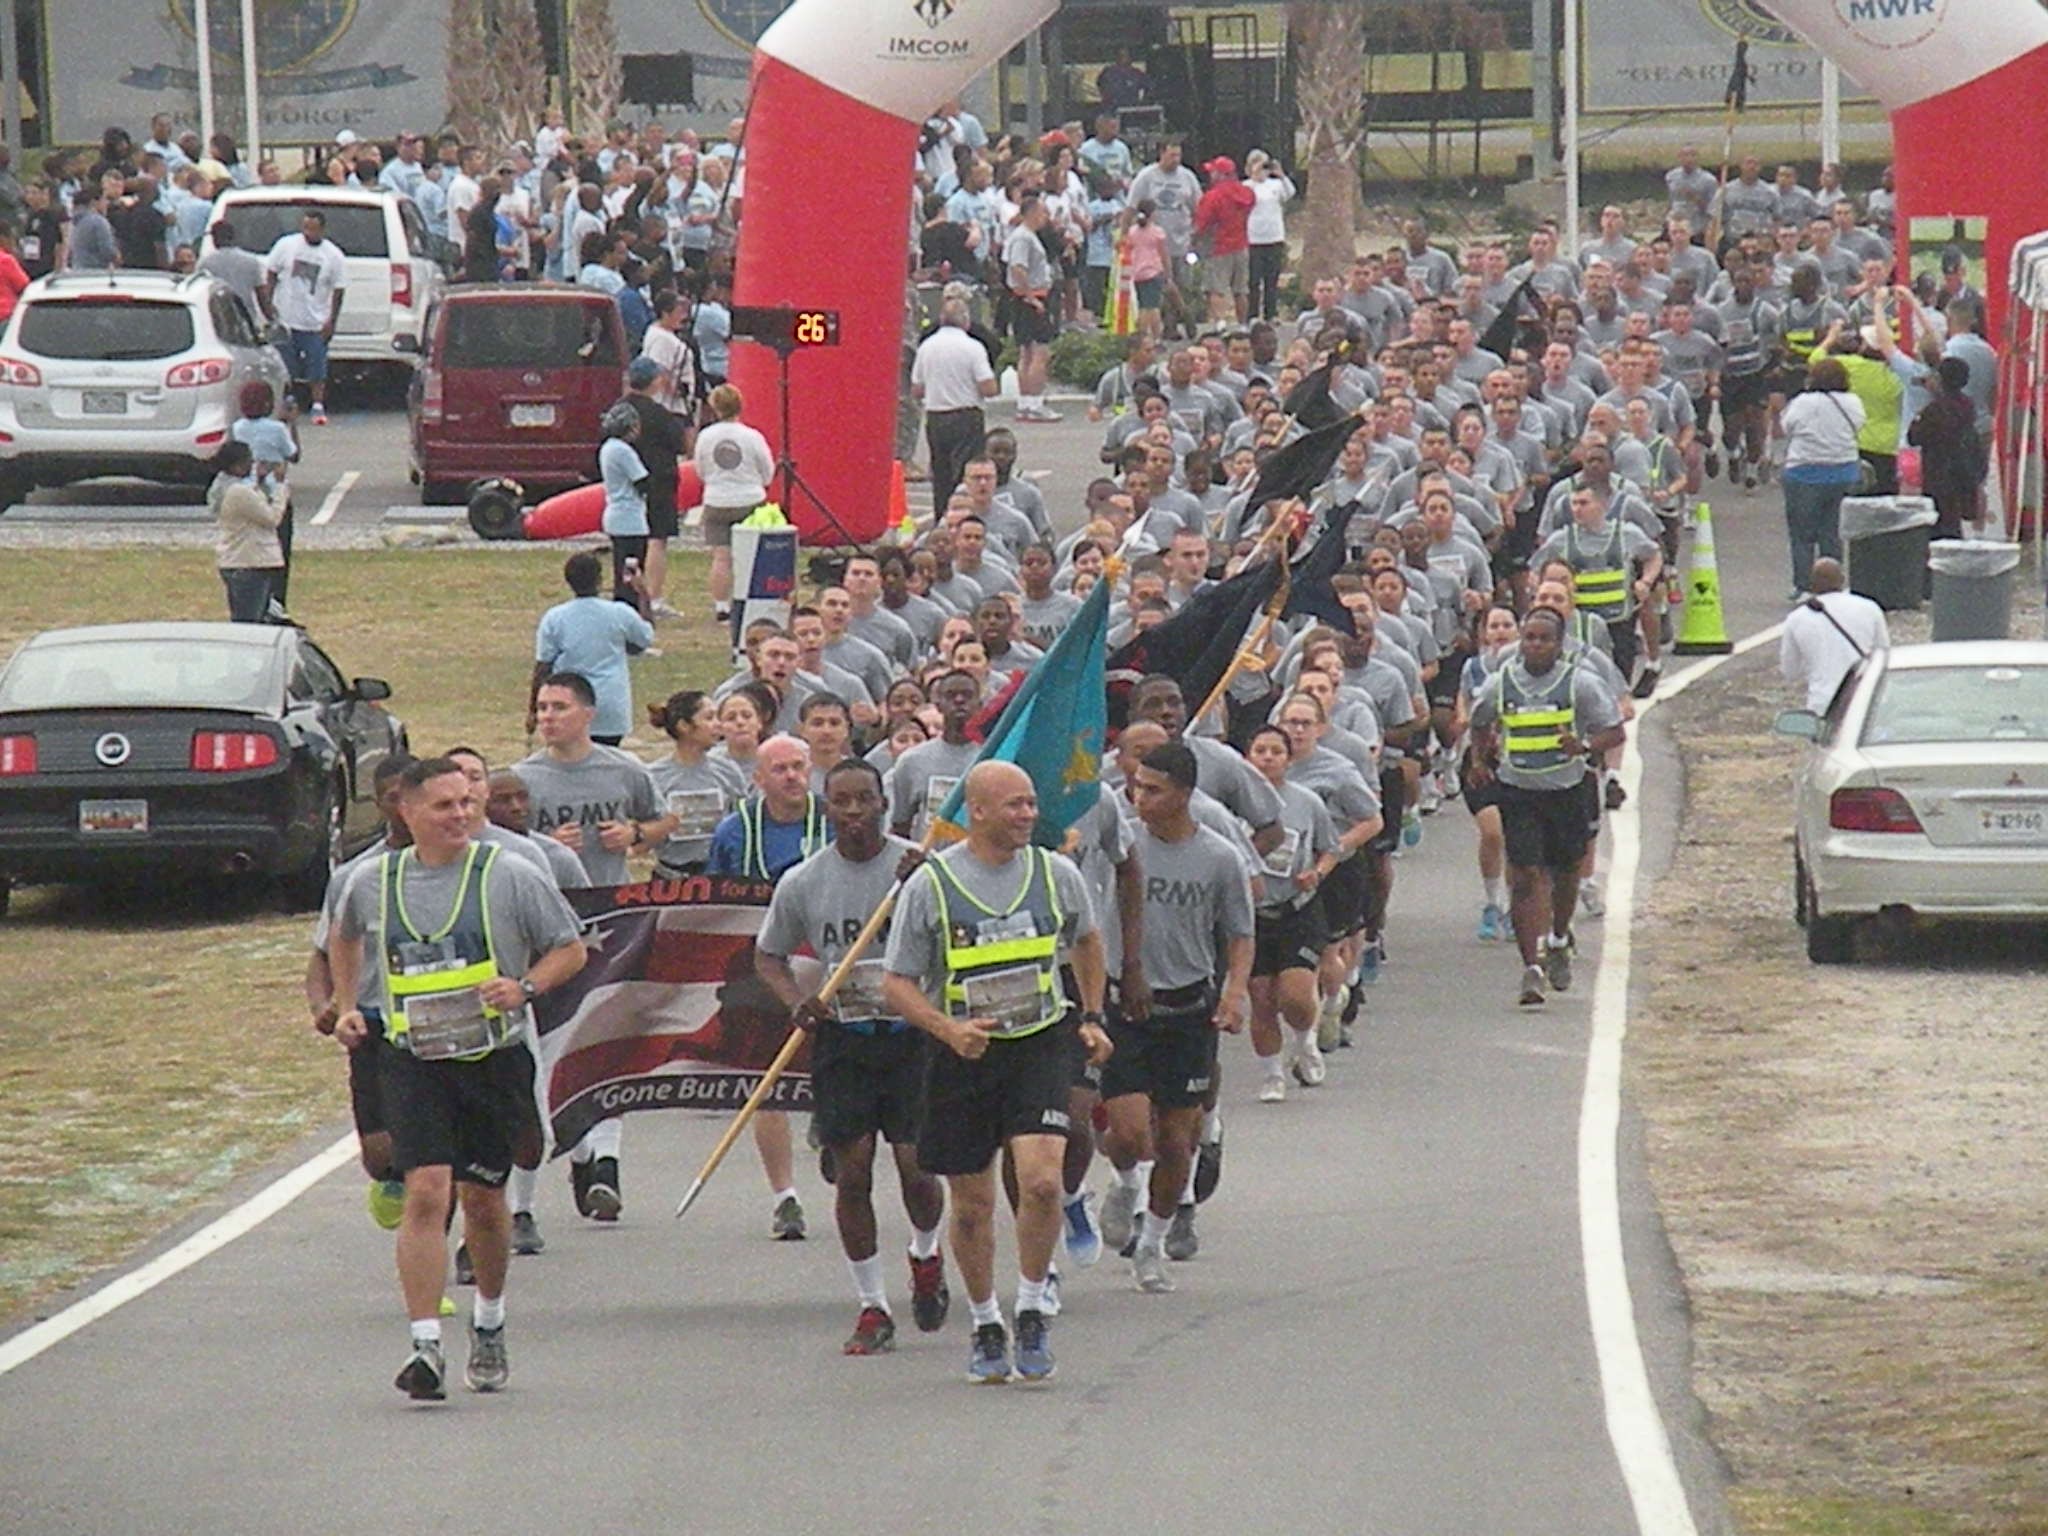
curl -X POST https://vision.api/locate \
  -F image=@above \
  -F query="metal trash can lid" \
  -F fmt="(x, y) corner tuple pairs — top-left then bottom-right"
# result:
(1841, 496), (1938, 537)
(1927, 539), (2021, 577)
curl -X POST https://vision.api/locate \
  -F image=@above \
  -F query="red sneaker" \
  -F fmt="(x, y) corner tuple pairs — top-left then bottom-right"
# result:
(843, 1305), (896, 1356)
(908, 1253), (950, 1333)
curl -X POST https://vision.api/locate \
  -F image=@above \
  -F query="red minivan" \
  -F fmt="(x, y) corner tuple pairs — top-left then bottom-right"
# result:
(408, 286), (628, 505)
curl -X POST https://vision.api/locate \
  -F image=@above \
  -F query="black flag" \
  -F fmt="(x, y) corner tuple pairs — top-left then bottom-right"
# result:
(1107, 558), (1284, 725)
(1281, 505), (1358, 637)
(1724, 38), (1750, 112)
(1281, 358), (1343, 429)
(1244, 412), (1360, 516)
(1478, 276), (1542, 361)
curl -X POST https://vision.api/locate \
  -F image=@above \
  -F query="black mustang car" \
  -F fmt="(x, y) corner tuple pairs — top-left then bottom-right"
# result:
(0, 622), (407, 911)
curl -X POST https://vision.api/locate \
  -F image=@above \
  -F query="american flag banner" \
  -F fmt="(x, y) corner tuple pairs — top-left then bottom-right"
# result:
(532, 875), (813, 1154)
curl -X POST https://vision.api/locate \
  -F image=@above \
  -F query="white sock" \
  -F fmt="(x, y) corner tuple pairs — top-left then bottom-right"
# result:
(1292, 1024), (1316, 1053)
(1483, 874), (1504, 908)
(1262, 1052), (1285, 1081)
(1201, 1107), (1222, 1143)
(1016, 1274), (1049, 1315)
(473, 1293), (505, 1330)
(586, 1119), (623, 1159)
(569, 1135), (594, 1165)
(1133, 1158), (1154, 1195)
(1137, 1209), (1171, 1254)
(410, 1318), (441, 1346)
(1178, 1160), (1198, 1207)
(848, 1254), (888, 1310)
(969, 1294), (1002, 1328)
(772, 1185), (799, 1207)
(908, 1225), (941, 1261)
(1115, 1163), (1144, 1193)
(508, 1167), (538, 1216)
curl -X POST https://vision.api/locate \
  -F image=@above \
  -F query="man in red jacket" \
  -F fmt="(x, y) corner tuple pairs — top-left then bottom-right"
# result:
(1192, 157), (1255, 324)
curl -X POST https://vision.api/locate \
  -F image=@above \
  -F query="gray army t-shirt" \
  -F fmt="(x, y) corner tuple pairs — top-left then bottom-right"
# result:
(886, 736), (983, 836)
(515, 744), (663, 885)
(758, 834), (920, 1023)
(1128, 822), (1255, 994)
(884, 842), (1096, 1013)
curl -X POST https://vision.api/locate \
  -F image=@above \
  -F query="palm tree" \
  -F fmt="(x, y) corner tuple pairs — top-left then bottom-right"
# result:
(569, 0), (625, 137)
(1290, 2), (1368, 289)
(490, 0), (550, 153)
(445, 0), (492, 147)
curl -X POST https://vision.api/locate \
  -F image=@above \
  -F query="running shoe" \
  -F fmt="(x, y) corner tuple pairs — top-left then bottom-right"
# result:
(1704, 448), (1720, 479)
(1580, 881), (1606, 918)
(1544, 935), (1574, 993)
(1418, 782), (1443, 816)
(454, 1242), (474, 1287)
(310, 405), (329, 426)
(569, 1156), (593, 1217)
(1315, 989), (1341, 1051)
(650, 599), (681, 620)
(1040, 1268), (1062, 1318)
(439, 1295), (456, 1318)
(1357, 947), (1379, 986)
(465, 1324), (508, 1392)
(909, 1253), (951, 1332)
(511, 1212), (545, 1256)
(1402, 810), (1423, 849)
(1440, 762), (1461, 800)
(843, 1306), (896, 1356)
(586, 1158), (622, 1222)
(366, 1178), (406, 1231)
(1259, 1075), (1287, 1103)
(1743, 467), (1758, 492)
(1478, 902), (1506, 942)
(395, 1339), (446, 1401)
(1340, 981), (1362, 1031)
(1519, 964), (1547, 1007)
(1605, 778), (1629, 810)
(1132, 1248), (1176, 1293)
(1293, 1036), (1327, 1087)
(1063, 1191), (1103, 1267)
(1013, 1310), (1055, 1382)
(1165, 1203), (1199, 1261)
(1194, 1128), (1222, 1204)
(771, 1193), (806, 1241)
(1631, 664), (1661, 701)
(968, 1322), (1012, 1384)
(1099, 1180), (1139, 1253)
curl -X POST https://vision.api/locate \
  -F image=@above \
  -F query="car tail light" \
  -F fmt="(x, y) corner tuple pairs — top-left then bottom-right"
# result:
(1829, 786), (1924, 834)
(0, 734), (36, 775)
(166, 357), (234, 389)
(392, 265), (414, 309)
(195, 430), (225, 446)
(420, 368), (443, 424)
(191, 730), (280, 771)
(0, 356), (41, 387)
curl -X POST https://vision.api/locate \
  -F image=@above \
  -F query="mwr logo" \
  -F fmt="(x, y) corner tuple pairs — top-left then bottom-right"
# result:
(913, 0), (956, 29)
(1698, 0), (1802, 47)
(1832, 0), (1948, 49)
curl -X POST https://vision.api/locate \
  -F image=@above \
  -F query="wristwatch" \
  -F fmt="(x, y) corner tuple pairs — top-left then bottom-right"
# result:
(520, 978), (540, 1003)
(1079, 1010), (1105, 1026)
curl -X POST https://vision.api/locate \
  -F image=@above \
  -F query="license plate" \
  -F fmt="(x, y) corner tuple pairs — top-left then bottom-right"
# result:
(79, 798), (148, 834)
(1977, 805), (2048, 840)
(81, 389), (128, 415)
(508, 403), (555, 428)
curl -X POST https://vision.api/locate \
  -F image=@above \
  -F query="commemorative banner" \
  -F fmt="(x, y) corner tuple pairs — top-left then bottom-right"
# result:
(1578, 0), (1866, 112)
(533, 874), (812, 1155)
(44, 0), (448, 146)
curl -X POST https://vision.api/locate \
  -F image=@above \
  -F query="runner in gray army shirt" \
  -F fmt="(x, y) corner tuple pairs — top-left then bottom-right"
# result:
(518, 683), (670, 886)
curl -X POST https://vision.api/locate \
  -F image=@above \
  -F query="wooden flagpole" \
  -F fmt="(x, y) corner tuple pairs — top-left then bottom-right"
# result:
(1190, 507), (1299, 726)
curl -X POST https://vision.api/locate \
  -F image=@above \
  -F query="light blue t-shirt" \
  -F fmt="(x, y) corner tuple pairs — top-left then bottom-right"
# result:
(694, 302), (731, 378)
(232, 415), (297, 468)
(534, 595), (654, 740)
(599, 439), (649, 536)
(1942, 332), (1997, 434)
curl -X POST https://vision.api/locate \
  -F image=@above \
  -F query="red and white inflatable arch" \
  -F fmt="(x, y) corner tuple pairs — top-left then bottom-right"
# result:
(730, 0), (1056, 545)
(1767, 0), (2048, 337)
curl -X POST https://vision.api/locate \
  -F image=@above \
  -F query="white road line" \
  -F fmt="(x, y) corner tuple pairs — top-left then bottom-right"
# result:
(309, 470), (360, 527)
(0, 1133), (357, 1378)
(1583, 621), (1783, 1535)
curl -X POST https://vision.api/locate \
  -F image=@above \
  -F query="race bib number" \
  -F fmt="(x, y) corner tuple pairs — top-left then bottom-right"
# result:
(19, 236), (37, 262)
(1262, 825), (1303, 880)
(833, 959), (890, 1023)
(403, 986), (499, 1061)
(975, 911), (1042, 944)
(920, 776), (959, 825)
(666, 788), (725, 837)
(962, 962), (1047, 1034)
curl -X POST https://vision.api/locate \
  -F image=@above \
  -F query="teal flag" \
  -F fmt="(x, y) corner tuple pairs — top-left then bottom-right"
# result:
(931, 575), (1111, 847)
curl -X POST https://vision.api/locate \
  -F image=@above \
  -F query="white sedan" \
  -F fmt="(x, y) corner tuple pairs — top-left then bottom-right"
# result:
(1774, 640), (2048, 963)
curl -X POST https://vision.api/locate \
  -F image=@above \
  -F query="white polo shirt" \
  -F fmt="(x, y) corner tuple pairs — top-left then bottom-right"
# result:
(911, 324), (995, 412)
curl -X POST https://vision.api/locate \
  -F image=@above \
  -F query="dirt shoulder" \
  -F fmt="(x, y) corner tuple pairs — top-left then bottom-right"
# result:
(1632, 612), (2048, 1536)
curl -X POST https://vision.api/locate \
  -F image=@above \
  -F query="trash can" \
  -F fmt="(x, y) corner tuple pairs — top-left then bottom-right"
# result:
(1928, 539), (2022, 641)
(1841, 496), (1938, 611)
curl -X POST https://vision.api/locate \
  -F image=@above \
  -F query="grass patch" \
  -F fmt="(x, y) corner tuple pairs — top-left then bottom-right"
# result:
(0, 546), (730, 1322)
(1729, 1491), (1962, 1536)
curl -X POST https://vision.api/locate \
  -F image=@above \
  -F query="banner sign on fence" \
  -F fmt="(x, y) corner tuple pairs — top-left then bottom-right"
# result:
(1579, 0), (1868, 113)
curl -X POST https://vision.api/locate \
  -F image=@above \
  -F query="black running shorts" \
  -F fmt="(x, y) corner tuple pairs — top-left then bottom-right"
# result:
(1369, 763), (1407, 856)
(917, 1019), (1077, 1176)
(378, 1040), (534, 1186)
(1100, 998), (1218, 1109)
(1497, 778), (1600, 871)
(1252, 895), (1328, 977)
(348, 1019), (390, 1137)
(1319, 849), (1371, 936)
(810, 1024), (928, 1149)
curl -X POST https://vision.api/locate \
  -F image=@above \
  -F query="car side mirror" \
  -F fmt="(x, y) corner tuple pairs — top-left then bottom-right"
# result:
(1771, 709), (1822, 740)
(391, 335), (419, 354)
(350, 677), (393, 702)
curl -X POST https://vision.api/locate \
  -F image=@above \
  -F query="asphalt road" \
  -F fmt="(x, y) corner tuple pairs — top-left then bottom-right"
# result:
(0, 401), (1799, 1535)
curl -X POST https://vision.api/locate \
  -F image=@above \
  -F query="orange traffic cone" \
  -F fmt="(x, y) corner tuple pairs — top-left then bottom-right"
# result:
(888, 459), (915, 542)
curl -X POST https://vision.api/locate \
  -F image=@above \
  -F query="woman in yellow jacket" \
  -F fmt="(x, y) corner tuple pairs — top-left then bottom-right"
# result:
(1815, 311), (1908, 495)
(210, 440), (288, 623)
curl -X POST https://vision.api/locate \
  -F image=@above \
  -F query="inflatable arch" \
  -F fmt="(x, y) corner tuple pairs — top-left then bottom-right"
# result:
(731, 0), (2048, 543)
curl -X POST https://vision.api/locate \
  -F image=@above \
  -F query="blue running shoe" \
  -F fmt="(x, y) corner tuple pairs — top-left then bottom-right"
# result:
(968, 1322), (1011, 1384)
(1401, 810), (1423, 849)
(1356, 947), (1379, 986)
(1062, 1193), (1102, 1268)
(1477, 903), (1505, 943)
(1013, 1310), (1055, 1383)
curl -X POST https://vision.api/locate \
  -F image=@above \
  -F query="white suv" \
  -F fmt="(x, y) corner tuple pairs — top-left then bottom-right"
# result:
(205, 185), (444, 376)
(0, 271), (289, 510)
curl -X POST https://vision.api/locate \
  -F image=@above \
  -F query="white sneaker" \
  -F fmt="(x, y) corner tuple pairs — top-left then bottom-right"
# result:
(1293, 1037), (1327, 1087)
(650, 599), (681, 620)
(1099, 1180), (1140, 1253)
(1259, 1075), (1287, 1103)
(1580, 880), (1605, 918)
(1132, 1247), (1175, 1293)
(1315, 990), (1342, 1052)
